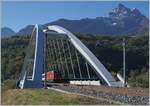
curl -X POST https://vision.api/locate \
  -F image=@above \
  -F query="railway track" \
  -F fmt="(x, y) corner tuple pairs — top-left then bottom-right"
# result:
(47, 83), (149, 105)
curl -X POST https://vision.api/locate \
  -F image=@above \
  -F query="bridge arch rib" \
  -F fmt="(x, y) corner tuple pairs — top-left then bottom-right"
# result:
(47, 25), (123, 87)
(18, 24), (44, 88)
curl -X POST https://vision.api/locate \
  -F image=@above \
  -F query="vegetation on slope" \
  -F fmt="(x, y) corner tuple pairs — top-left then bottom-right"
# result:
(1, 32), (149, 88)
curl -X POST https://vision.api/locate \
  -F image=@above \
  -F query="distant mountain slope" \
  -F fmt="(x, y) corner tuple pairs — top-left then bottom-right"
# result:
(1, 27), (16, 37)
(46, 3), (148, 35)
(17, 3), (149, 36)
(17, 25), (34, 36)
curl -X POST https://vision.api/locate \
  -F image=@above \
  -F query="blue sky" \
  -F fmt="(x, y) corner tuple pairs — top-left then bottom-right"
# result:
(2, 1), (149, 32)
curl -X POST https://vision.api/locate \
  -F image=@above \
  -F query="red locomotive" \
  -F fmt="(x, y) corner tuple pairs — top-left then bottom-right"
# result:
(42, 71), (64, 82)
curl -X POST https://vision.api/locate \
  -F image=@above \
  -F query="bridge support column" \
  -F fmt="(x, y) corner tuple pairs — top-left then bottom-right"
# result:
(18, 25), (44, 88)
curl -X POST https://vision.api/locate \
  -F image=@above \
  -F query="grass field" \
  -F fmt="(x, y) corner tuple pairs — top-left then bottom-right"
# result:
(1, 89), (117, 105)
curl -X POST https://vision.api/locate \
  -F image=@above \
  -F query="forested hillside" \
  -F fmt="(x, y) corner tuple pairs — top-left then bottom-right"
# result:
(1, 32), (148, 87)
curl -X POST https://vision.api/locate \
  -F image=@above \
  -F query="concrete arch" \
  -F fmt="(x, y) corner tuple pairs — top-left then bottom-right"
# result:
(48, 25), (123, 87)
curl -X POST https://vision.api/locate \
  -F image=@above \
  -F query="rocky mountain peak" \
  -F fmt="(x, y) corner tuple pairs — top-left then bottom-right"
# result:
(118, 3), (129, 10)
(131, 8), (142, 16)
(109, 3), (143, 19)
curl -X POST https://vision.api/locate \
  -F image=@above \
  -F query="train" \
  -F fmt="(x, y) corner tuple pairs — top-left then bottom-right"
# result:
(42, 71), (64, 82)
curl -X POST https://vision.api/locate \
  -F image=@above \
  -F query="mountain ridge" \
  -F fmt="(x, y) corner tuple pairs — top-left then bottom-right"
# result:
(1, 3), (149, 37)
(1, 27), (16, 37)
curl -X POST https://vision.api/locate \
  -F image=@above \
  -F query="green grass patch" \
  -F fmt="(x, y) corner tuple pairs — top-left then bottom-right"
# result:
(128, 72), (149, 88)
(1, 80), (16, 91)
(1, 89), (116, 105)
